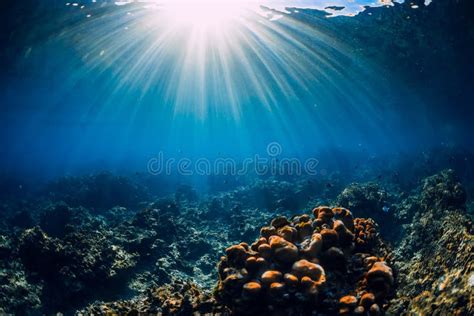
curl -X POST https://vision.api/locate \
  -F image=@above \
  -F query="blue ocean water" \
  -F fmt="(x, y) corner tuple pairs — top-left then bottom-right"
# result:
(0, 0), (473, 187)
(1, 2), (474, 315)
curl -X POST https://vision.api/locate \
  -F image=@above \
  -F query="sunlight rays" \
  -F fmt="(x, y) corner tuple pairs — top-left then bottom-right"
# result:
(74, 4), (343, 115)
(56, 0), (397, 155)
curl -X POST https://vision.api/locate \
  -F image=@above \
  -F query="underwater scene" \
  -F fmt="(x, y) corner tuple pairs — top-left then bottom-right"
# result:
(1, 0), (473, 315)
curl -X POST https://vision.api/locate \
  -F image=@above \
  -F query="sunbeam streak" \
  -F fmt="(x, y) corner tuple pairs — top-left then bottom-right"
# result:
(55, 0), (399, 154)
(68, 2), (380, 119)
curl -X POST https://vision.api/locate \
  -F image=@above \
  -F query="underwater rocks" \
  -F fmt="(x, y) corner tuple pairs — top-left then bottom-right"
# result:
(210, 179), (335, 215)
(200, 177), (342, 242)
(420, 169), (467, 211)
(0, 200), (192, 313)
(336, 182), (398, 240)
(215, 206), (393, 315)
(0, 168), (473, 315)
(388, 170), (473, 315)
(38, 203), (101, 238)
(388, 170), (467, 226)
(337, 183), (393, 217)
(78, 280), (224, 315)
(0, 234), (42, 314)
(17, 226), (139, 310)
(0, 263), (42, 314)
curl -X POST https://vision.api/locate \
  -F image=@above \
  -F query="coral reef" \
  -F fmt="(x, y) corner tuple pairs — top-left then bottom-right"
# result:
(336, 182), (397, 239)
(388, 170), (473, 315)
(0, 198), (196, 313)
(215, 206), (393, 315)
(337, 183), (392, 216)
(209, 178), (336, 214)
(0, 235), (42, 314)
(79, 280), (224, 315)
(420, 169), (467, 211)
(0, 167), (472, 315)
(17, 225), (139, 311)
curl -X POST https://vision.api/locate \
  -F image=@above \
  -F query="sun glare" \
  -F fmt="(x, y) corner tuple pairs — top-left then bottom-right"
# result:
(72, 0), (382, 123)
(160, 0), (254, 30)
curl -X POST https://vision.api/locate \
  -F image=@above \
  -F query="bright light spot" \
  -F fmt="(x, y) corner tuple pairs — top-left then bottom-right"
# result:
(160, 0), (253, 30)
(74, 0), (418, 120)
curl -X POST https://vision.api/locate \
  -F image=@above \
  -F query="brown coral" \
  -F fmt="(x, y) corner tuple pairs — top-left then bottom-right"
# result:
(242, 281), (262, 300)
(339, 295), (358, 314)
(367, 261), (394, 298)
(261, 270), (283, 286)
(291, 259), (325, 282)
(215, 206), (394, 314)
(354, 217), (378, 251)
(269, 235), (298, 263)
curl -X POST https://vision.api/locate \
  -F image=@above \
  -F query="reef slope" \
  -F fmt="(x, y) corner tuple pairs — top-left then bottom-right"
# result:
(0, 170), (472, 315)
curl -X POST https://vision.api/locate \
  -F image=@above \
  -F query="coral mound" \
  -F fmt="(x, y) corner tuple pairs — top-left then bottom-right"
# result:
(216, 206), (393, 315)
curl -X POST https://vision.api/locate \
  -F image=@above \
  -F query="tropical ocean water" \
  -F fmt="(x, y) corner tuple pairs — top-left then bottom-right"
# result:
(0, 0), (473, 315)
